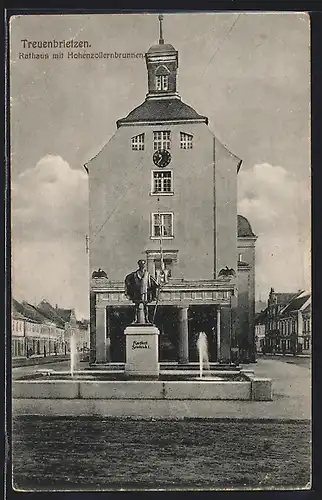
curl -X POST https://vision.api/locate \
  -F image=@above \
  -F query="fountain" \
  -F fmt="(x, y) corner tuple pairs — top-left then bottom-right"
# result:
(70, 333), (77, 378)
(13, 265), (273, 417)
(13, 351), (273, 418)
(196, 332), (210, 379)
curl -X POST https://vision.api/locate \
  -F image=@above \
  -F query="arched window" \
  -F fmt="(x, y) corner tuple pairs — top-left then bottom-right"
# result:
(155, 65), (170, 91)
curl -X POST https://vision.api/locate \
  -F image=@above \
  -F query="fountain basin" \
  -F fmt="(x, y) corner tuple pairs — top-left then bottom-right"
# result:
(12, 371), (272, 417)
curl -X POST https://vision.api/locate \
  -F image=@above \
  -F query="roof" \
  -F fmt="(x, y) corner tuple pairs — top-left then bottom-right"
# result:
(255, 309), (267, 324)
(237, 260), (250, 268)
(237, 215), (256, 237)
(117, 98), (208, 127)
(77, 319), (89, 329)
(57, 308), (73, 322)
(12, 298), (83, 326)
(147, 43), (176, 54)
(275, 293), (298, 305)
(12, 303), (28, 321)
(12, 299), (27, 320)
(37, 300), (65, 328)
(18, 301), (48, 324)
(280, 293), (311, 315)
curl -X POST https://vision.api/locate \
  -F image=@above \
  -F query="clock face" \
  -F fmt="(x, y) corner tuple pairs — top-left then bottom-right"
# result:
(153, 149), (171, 168)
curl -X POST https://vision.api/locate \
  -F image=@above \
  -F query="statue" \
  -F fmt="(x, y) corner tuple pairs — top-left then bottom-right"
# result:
(92, 268), (108, 279)
(218, 266), (236, 280)
(125, 259), (160, 324)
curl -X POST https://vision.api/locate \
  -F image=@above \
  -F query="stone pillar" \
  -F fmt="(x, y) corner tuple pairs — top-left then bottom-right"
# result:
(106, 307), (111, 362)
(178, 306), (189, 364)
(95, 302), (107, 363)
(220, 306), (232, 363)
(89, 291), (96, 364)
(124, 325), (160, 377)
(297, 310), (303, 352)
(216, 306), (221, 361)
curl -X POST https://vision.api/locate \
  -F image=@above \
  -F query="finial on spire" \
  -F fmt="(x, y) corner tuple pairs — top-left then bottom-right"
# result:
(158, 14), (164, 44)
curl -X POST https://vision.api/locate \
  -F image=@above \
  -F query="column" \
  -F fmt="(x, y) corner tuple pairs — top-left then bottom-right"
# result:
(106, 307), (111, 362)
(216, 307), (221, 361)
(178, 306), (189, 364)
(220, 306), (232, 363)
(89, 291), (96, 364)
(297, 310), (303, 353)
(95, 302), (107, 363)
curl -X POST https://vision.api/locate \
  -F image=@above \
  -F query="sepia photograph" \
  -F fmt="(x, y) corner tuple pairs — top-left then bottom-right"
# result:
(9, 11), (311, 491)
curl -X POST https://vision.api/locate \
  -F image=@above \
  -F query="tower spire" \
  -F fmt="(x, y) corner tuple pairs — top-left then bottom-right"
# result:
(158, 14), (164, 44)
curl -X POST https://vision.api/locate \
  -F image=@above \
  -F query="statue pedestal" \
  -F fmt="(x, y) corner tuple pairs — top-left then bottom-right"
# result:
(124, 325), (160, 377)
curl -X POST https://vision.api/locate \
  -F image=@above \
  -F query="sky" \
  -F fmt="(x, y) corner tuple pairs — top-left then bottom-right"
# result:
(10, 12), (310, 318)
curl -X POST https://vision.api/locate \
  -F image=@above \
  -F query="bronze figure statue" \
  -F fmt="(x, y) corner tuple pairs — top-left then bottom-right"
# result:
(125, 260), (159, 324)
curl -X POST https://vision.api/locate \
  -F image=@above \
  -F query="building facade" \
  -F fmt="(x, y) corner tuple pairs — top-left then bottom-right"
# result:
(254, 309), (266, 353)
(76, 319), (90, 351)
(255, 288), (311, 355)
(12, 299), (88, 358)
(86, 19), (257, 365)
(12, 308), (26, 358)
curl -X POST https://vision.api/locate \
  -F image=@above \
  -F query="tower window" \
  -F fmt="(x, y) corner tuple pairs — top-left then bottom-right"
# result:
(180, 132), (193, 149)
(151, 212), (174, 238)
(156, 75), (169, 91)
(131, 133), (145, 151)
(152, 170), (173, 194)
(153, 131), (171, 150)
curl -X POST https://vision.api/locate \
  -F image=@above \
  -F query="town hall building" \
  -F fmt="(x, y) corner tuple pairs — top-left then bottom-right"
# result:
(85, 17), (257, 365)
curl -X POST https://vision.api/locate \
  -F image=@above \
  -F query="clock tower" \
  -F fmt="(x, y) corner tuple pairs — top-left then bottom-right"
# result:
(86, 15), (256, 365)
(145, 15), (179, 100)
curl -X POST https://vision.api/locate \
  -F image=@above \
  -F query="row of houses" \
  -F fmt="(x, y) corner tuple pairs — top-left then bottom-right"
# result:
(255, 288), (311, 355)
(12, 299), (90, 359)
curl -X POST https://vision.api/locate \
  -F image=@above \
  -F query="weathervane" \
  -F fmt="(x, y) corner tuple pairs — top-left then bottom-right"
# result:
(158, 14), (164, 44)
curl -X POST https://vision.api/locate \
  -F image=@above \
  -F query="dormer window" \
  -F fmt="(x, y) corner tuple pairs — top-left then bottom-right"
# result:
(156, 75), (169, 91)
(153, 130), (171, 150)
(180, 132), (193, 149)
(131, 133), (145, 151)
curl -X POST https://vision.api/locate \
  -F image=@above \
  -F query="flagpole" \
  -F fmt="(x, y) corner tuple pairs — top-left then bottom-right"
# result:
(159, 203), (164, 276)
(153, 198), (164, 322)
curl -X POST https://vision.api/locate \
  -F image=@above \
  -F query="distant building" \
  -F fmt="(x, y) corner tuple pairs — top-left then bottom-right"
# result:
(278, 291), (311, 354)
(12, 300), (27, 357)
(56, 307), (77, 346)
(255, 288), (311, 355)
(76, 319), (90, 351)
(11, 299), (89, 358)
(254, 309), (266, 353)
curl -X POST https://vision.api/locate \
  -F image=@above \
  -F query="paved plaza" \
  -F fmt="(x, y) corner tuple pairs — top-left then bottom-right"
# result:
(11, 357), (311, 490)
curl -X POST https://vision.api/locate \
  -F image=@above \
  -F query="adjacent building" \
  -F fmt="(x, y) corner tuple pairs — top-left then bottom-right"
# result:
(76, 319), (90, 351)
(254, 309), (266, 353)
(11, 299), (89, 358)
(86, 18), (257, 365)
(12, 301), (27, 357)
(255, 288), (311, 355)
